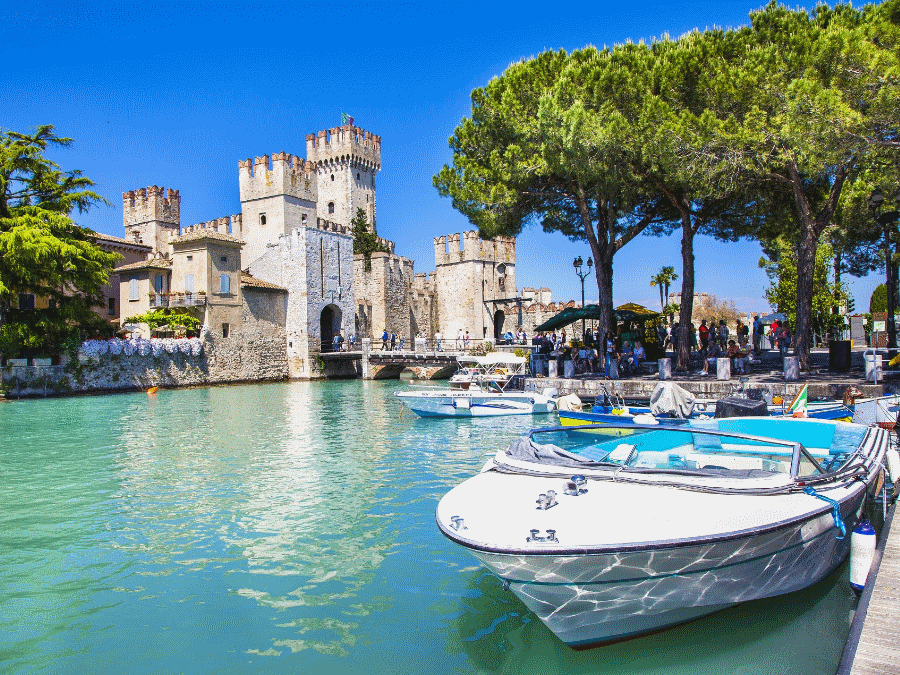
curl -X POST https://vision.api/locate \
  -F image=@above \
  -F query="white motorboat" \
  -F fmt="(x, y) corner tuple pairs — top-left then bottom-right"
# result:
(396, 383), (557, 417)
(448, 353), (526, 390)
(436, 417), (887, 646)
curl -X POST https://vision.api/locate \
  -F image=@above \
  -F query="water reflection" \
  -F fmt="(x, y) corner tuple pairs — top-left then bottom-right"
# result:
(0, 382), (861, 675)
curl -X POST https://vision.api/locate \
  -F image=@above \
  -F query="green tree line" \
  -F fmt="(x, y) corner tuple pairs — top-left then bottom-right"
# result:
(435, 1), (900, 371)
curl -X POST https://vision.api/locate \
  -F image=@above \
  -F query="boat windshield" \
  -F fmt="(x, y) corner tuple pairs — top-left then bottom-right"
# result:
(519, 420), (866, 479)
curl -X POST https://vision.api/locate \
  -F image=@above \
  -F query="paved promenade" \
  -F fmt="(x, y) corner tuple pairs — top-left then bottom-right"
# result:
(527, 346), (894, 401)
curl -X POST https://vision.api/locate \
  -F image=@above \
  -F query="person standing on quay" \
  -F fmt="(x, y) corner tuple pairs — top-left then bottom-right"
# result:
(464, 331), (470, 350)
(752, 315), (763, 355)
(381, 329), (389, 351)
(435, 330), (443, 351)
(457, 329), (464, 350)
(390, 332), (396, 351)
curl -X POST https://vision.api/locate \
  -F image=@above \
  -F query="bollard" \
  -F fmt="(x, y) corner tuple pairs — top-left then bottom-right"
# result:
(548, 359), (557, 378)
(783, 356), (800, 381)
(658, 358), (672, 380)
(716, 357), (731, 380)
(865, 353), (882, 383)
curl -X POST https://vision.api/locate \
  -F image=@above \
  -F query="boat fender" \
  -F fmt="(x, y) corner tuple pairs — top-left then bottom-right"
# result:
(612, 407), (630, 416)
(632, 413), (659, 425)
(850, 519), (877, 592)
(886, 447), (900, 484)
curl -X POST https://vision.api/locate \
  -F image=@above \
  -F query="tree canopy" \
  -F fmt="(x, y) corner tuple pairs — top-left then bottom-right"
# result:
(0, 125), (119, 359)
(434, 1), (900, 367)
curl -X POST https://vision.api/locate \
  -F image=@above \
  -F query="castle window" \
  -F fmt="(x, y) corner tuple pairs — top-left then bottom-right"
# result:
(328, 202), (335, 215)
(301, 214), (307, 224)
(357, 172), (360, 181)
(186, 255), (192, 261)
(220, 274), (230, 294)
(185, 274), (194, 294)
(154, 275), (163, 293)
(260, 214), (267, 225)
(221, 323), (229, 338)
(220, 256), (227, 264)
(108, 297), (115, 316)
(330, 174), (334, 182)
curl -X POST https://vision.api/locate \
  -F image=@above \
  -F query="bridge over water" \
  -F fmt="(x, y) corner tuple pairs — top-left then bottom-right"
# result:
(319, 337), (497, 380)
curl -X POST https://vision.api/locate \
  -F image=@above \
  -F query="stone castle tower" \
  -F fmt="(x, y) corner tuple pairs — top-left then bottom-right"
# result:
(307, 126), (380, 231)
(123, 186), (181, 252)
(412, 231), (518, 343)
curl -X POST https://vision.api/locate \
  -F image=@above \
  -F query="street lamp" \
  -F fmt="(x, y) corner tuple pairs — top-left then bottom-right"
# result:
(868, 187), (900, 349)
(573, 256), (593, 340)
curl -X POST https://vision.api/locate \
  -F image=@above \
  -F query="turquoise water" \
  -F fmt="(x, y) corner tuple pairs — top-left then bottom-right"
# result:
(0, 381), (860, 674)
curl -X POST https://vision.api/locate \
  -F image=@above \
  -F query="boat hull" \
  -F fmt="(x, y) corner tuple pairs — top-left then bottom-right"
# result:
(450, 492), (864, 646)
(396, 390), (555, 417)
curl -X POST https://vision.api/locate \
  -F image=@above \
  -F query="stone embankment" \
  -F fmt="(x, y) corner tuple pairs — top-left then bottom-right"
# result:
(1, 333), (288, 398)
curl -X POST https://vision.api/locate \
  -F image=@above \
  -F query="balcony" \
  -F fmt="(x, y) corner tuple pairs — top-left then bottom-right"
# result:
(149, 293), (207, 308)
(169, 293), (207, 307)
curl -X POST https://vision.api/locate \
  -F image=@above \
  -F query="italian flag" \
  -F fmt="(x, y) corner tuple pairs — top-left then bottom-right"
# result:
(788, 383), (808, 417)
(342, 112), (355, 125)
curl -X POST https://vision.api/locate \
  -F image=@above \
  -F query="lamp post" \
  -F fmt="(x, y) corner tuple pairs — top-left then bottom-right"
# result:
(573, 256), (593, 340)
(868, 187), (900, 350)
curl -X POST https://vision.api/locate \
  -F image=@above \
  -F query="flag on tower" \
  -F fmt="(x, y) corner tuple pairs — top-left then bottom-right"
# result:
(788, 382), (808, 417)
(342, 112), (354, 126)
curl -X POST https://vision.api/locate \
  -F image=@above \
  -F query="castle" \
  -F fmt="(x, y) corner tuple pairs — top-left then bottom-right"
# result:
(108, 123), (548, 379)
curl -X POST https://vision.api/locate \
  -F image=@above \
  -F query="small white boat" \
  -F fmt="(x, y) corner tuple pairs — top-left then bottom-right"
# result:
(436, 417), (887, 646)
(448, 353), (526, 390)
(396, 383), (557, 417)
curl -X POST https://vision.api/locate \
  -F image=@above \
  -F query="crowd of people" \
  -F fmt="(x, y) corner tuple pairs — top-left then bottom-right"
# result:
(335, 315), (794, 378)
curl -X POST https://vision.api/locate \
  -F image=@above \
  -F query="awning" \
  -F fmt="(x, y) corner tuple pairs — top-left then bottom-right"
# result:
(534, 304), (660, 332)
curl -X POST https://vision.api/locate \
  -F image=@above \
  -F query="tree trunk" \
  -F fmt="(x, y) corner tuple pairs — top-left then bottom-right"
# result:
(794, 231), (816, 370)
(594, 248), (615, 341)
(676, 214), (697, 371)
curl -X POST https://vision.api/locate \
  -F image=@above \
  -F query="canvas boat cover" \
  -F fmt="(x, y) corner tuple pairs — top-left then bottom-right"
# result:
(649, 381), (695, 419)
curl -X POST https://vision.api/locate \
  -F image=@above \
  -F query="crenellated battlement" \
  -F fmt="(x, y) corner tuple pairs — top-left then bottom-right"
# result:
(312, 217), (351, 236)
(123, 186), (180, 226)
(433, 230), (517, 266)
(179, 214), (243, 238)
(306, 124), (381, 171)
(238, 151), (316, 203)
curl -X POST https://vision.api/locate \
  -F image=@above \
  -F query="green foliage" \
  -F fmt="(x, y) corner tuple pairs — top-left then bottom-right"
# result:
(124, 308), (201, 332)
(870, 284), (887, 314)
(0, 125), (118, 359)
(351, 208), (389, 272)
(760, 241), (847, 334)
(650, 267), (678, 312)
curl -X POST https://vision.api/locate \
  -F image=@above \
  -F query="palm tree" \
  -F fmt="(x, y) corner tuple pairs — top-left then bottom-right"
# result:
(650, 266), (679, 312)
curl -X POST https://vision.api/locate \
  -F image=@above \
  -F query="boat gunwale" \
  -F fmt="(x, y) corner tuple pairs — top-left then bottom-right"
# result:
(435, 483), (867, 557)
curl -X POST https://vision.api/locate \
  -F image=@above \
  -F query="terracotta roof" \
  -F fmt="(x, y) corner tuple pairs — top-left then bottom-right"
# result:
(240, 273), (286, 291)
(92, 231), (153, 249)
(171, 230), (244, 245)
(115, 257), (173, 272)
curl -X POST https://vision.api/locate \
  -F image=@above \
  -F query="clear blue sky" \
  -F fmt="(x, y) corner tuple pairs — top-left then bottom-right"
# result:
(1, 0), (881, 315)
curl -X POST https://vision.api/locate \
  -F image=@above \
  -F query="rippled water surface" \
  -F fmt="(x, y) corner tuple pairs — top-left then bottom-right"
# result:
(0, 381), (859, 674)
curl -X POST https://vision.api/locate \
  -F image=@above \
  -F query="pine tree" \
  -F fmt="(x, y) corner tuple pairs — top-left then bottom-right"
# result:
(0, 125), (119, 360)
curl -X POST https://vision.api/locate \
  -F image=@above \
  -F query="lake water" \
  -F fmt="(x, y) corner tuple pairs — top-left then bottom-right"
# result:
(0, 380), (861, 674)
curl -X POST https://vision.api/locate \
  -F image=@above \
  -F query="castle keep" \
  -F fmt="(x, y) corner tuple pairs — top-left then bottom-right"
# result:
(113, 122), (530, 380)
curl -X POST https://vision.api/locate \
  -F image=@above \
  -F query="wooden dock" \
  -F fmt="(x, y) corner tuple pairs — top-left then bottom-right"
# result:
(838, 497), (899, 674)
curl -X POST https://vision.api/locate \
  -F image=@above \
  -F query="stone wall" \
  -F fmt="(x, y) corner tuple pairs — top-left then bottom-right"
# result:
(1, 291), (289, 397)
(354, 251), (416, 341)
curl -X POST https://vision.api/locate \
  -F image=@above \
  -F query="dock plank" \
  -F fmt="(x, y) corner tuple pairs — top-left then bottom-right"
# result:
(847, 494), (900, 675)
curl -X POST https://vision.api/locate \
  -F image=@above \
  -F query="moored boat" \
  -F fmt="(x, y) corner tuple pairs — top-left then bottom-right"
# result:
(436, 417), (887, 646)
(448, 353), (526, 390)
(395, 383), (557, 417)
